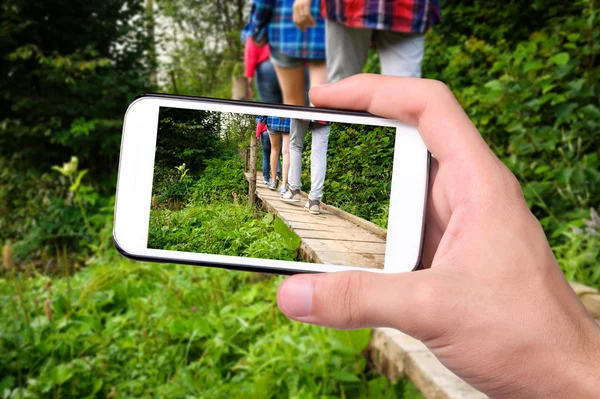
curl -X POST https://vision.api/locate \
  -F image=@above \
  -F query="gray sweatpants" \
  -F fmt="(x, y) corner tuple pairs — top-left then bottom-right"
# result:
(325, 20), (426, 82)
(288, 120), (331, 201)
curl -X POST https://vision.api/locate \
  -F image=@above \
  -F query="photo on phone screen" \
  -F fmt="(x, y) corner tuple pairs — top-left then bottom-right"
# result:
(147, 106), (397, 270)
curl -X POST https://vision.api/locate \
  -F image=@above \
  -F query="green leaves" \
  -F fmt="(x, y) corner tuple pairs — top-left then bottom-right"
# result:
(549, 52), (570, 66)
(0, 259), (416, 398)
(49, 364), (74, 386)
(273, 217), (301, 251)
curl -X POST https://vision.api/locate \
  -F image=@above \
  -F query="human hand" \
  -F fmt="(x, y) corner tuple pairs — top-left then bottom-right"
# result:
(293, 0), (316, 31)
(276, 75), (600, 397)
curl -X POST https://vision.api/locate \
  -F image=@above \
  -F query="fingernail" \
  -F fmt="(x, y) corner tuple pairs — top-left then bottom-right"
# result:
(279, 278), (313, 318)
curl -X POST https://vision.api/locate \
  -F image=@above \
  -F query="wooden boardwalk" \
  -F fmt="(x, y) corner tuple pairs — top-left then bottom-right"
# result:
(244, 172), (387, 269)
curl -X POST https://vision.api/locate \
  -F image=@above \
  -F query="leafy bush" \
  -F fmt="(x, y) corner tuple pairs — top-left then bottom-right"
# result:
(1, 157), (112, 265)
(189, 156), (249, 206)
(149, 205), (299, 261)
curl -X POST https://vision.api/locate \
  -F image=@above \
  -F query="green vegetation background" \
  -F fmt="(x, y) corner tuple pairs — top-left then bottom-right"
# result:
(0, 0), (598, 397)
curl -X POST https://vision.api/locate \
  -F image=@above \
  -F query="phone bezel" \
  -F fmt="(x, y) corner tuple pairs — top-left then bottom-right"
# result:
(114, 94), (430, 275)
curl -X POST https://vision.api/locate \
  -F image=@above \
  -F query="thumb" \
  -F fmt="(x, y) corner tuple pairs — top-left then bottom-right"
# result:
(277, 270), (443, 336)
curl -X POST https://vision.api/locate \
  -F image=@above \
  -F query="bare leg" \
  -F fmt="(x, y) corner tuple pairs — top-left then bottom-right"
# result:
(273, 64), (307, 106)
(307, 61), (328, 94)
(273, 64), (306, 192)
(281, 133), (291, 189)
(268, 132), (281, 183)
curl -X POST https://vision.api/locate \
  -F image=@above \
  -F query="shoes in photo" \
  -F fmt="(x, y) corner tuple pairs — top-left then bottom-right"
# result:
(267, 180), (278, 191)
(305, 199), (321, 215)
(281, 188), (302, 202)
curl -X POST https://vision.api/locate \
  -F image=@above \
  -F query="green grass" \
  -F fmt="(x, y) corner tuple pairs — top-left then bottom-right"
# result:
(0, 256), (423, 398)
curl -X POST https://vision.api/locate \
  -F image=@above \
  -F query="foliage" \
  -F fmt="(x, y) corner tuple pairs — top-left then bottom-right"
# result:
(155, 108), (223, 173)
(189, 156), (249, 205)
(0, 0), (151, 182)
(150, 152), (300, 261)
(0, 156), (112, 265)
(149, 205), (299, 261)
(555, 208), (600, 288)
(0, 0), (151, 259)
(0, 259), (422, 398)
(301, 124), (395, 228)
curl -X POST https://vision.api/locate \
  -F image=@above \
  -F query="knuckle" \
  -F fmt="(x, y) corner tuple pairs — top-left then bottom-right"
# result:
(410, 277), (438, 309)
(427, 79), (453, 98)
(337, 272), (365, 327)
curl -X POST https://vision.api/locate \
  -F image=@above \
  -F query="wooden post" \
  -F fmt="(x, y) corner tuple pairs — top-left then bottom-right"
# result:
(232, 77), (249, 100)
(248, 135), (258, 207)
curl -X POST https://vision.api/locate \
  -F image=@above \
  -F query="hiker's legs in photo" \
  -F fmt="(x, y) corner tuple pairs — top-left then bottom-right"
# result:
(375, 31), (426, 78)
(280, 133), (291, 194)
(268, 130), (282, 190)
(288, 119), (309, 193)
(255, 60), (283, 103)
(260, 130), (272, 184)
(276, 150), (282, 181)
(308, 122), (330, 203)
(325, 20), (371, 83)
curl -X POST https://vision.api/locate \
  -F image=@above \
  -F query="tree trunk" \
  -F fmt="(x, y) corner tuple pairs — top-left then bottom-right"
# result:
(146, 0), (157, 87)
(248, 135), (257, 207)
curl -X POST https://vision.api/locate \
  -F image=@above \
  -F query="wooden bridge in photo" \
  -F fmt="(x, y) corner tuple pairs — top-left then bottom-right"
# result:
(241, 138), (600, 399)
(243, 171), (387, 269)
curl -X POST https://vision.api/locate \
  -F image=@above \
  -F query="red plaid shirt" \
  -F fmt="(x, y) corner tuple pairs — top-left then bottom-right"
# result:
(321, 0), (441, 33)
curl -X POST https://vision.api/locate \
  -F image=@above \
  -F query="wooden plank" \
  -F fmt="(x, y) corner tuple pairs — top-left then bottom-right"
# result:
(322, 203), (388, 239)
(570, 282), (600, 319)
(367, 329), (487, 399)
(293, 228), (384, 243)
(303, 239), (386, 255)
(317, 251), (385, 269)
(286, 222), (371, 234)
(280, 215), (343, 227)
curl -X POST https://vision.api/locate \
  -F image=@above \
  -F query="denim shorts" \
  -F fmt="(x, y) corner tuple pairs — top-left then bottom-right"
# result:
(269, 46), (306, 69)
(268, 128), (288, 135)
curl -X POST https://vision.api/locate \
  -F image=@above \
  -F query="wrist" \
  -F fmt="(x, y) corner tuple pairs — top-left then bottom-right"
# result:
(538, 316), (600, 397)
(568, 324), (600, 397)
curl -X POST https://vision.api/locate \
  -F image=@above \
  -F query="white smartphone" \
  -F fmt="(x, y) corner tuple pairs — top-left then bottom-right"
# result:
(114, 94), (430, 275)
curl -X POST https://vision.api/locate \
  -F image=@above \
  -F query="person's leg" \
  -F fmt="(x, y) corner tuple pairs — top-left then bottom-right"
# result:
(260, 130), (271, 183)
(304, 67), (311, 106)
(326, 20), (371, 83)
(272, 64), (307, 106)
(268, 130), (281, 186)
(280, 133), (291, 190)
(288, 119), (309, 191)
(375, 31), (426, 77)
(308, 122), (331, 202)
(255, 60), (284, 104)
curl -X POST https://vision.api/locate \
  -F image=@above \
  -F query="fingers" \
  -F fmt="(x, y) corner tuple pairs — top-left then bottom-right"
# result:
(310, 74), (493, 164)
(277, 270), (445, 338)
(292, 0), (316, 31)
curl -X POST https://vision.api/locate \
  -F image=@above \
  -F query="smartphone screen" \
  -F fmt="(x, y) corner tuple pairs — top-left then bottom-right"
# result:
(147, 106), (397, 270)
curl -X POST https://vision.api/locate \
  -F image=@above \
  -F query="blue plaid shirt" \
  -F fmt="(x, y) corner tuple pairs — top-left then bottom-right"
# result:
(251, 0), (326, 60)
(266, 116), (291, 133)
